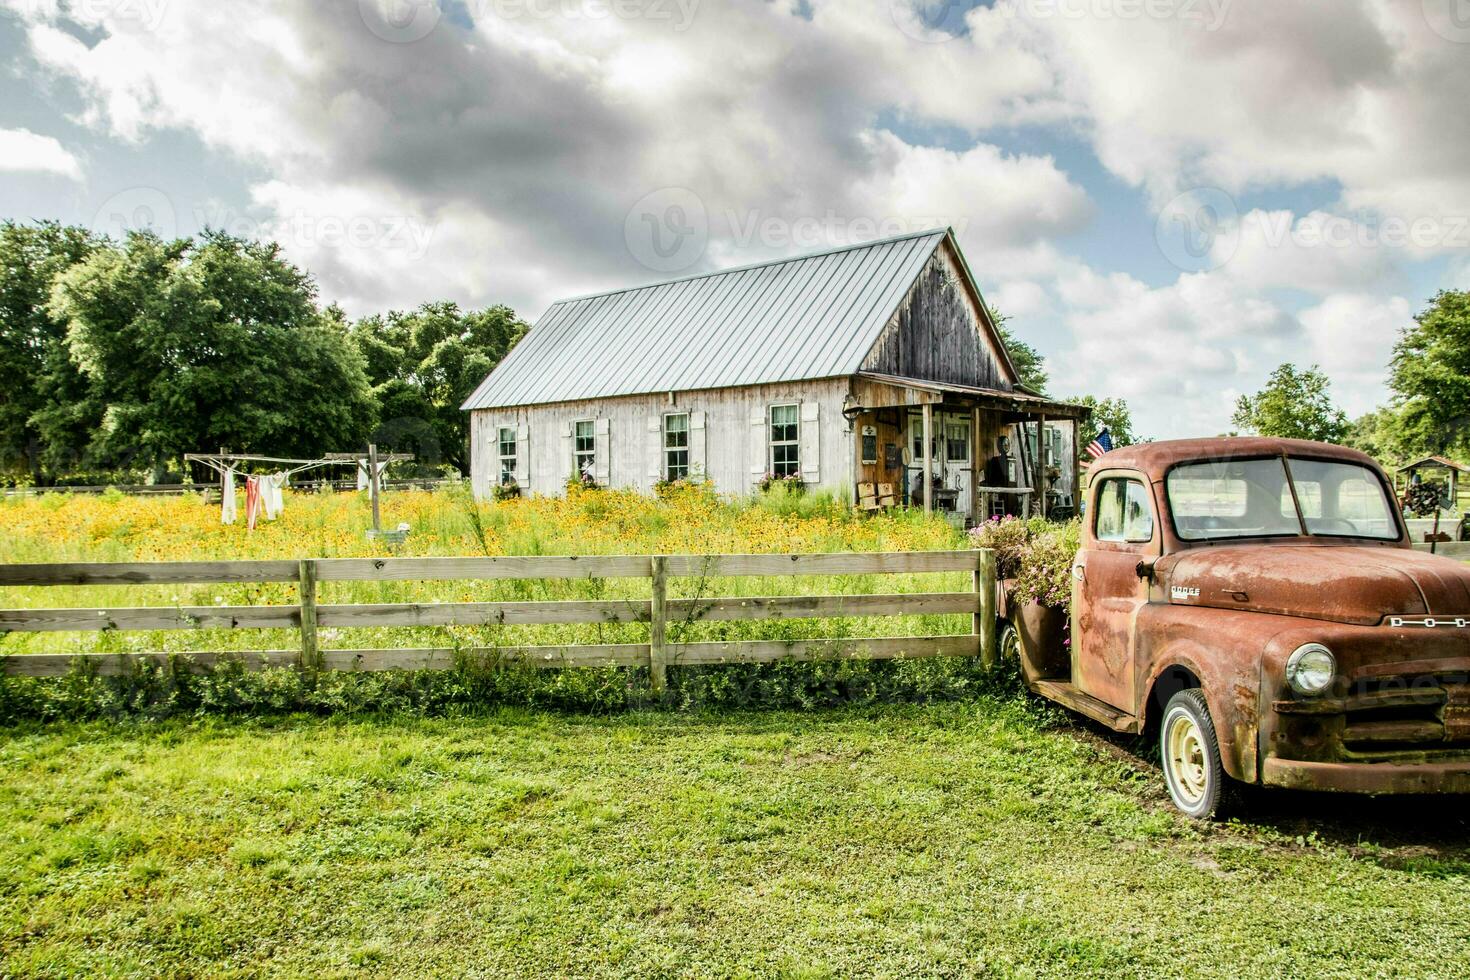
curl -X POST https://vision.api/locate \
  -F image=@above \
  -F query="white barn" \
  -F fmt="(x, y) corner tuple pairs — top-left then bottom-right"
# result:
(461, 228), (1088, 521)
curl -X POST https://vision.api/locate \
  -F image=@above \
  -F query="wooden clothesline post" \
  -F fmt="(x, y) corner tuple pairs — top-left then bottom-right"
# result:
(368, 443), (381, 533)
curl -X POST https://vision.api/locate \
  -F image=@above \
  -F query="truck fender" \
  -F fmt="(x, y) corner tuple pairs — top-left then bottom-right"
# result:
(1141, 644), (1259, 784)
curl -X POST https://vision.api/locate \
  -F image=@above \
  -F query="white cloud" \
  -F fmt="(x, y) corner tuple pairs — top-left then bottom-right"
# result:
(1297, 293), (1411, 417)
(0, 126), (83, 180)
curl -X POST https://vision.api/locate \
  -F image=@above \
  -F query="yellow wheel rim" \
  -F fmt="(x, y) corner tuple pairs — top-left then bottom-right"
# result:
(1165, 710), (1209, 808)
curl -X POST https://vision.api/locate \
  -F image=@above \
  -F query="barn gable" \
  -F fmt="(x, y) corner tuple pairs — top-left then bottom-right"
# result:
(859, 236), (1018, 391)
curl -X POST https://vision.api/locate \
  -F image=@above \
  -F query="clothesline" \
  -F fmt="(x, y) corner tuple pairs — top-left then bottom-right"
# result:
(184, 451), (415, 528)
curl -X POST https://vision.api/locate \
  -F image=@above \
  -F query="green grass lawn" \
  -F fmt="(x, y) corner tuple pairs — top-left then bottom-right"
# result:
(4, 700), (1468, 978)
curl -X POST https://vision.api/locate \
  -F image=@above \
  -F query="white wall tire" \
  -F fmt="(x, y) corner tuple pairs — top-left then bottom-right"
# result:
(998, 623), (1020, 664)
(1160, 689), (1237, 820)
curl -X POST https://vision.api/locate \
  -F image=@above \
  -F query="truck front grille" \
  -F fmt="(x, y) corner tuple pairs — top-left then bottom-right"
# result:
(1340, 676), (1470, 749)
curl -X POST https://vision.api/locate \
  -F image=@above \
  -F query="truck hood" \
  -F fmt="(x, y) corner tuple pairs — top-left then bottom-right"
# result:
(1158, 545), (1470, 626)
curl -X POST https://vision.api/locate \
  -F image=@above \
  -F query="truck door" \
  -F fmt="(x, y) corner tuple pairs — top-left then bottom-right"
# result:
(1073, 471), (1160, 712)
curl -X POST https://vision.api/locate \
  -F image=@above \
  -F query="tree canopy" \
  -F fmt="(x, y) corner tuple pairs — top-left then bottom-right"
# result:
(1230, 363), (1348, 443)
(1389, 289), (1470, 457)
(989, 306), (1049, 393)
(0, 221), (525, 484)
(348, 302), (527, 472)
(0, 221), (102, 480)
(1070, 395), (1138, 447)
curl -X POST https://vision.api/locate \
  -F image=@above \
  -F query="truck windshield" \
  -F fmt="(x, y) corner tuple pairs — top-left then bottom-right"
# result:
(1167, 457), (1399, 541)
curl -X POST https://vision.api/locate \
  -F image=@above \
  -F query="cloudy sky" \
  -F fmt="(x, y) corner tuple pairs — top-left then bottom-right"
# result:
(2, 0), (1467, 438)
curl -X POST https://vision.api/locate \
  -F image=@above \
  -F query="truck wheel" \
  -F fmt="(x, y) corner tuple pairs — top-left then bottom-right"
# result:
(998, 622), (1020, 663)
(1160, 689), (1237, 820)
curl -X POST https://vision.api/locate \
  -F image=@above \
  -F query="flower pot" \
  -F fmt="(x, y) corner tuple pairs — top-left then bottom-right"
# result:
(1014, 600), (1070, 684)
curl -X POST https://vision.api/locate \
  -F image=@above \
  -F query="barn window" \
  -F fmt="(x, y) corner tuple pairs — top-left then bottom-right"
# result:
(573, 420), (596, 479)
(497, 427), (517, 484)
(664, 413), (690, 480)
(770, 404), (800, 477)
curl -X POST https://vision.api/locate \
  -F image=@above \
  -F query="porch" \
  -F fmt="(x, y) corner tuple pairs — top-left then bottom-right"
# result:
(845, 373), (1092, 524)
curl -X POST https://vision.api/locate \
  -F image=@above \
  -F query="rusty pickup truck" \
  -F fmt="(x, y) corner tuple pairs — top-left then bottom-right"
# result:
(1001, 437), (1470, 819)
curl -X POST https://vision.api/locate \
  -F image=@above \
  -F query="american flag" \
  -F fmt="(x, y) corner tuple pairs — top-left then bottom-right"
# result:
(1082, 427), (1113, 465)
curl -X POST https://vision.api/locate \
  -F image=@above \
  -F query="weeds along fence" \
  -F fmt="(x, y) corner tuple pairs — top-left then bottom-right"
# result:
(0, 551), (998, 691)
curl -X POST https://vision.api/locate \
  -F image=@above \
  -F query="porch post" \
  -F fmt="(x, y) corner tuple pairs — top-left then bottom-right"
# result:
(1071, 416), (1081, 513)
(1036, 415), (1047, 519)
(921, 402), (933, 514)
(971, 405), (982, 521)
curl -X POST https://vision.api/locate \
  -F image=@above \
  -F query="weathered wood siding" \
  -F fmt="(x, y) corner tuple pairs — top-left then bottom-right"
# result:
(861, 238), (1014, 391)
(470, 378), (852, 499)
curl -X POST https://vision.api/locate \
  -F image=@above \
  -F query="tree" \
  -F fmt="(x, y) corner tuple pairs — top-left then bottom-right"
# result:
(988, 306), (1048, 393)
(1389, 289), (1470, 456)
(349, 302), (527, 472)
(1070, 395), (1137, 447)
(1231, 363), (1348, 443)
(44, 230), (376, 478)
(0, 221), (101, 481)
(1343, 406), (1411, 465)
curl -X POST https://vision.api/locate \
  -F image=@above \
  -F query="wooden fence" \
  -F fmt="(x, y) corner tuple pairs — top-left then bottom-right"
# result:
(0, 551), (999, 690)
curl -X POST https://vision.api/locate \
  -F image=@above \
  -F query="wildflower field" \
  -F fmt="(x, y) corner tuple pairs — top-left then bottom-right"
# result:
(0, 484), (981, 717)
(4, 487), (1470, 978)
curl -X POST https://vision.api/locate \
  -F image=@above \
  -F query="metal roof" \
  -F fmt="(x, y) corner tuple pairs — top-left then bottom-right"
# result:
(462, 228), (949, 410)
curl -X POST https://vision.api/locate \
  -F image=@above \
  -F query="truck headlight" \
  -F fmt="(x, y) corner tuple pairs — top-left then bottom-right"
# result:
(1286, 643), (1336, 696)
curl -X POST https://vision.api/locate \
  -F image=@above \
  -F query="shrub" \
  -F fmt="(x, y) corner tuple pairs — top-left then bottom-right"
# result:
(757, 472), (804, 495)
(1011, 521), (1081, 609)
(967, 515), (1049, 579)
(969, 517), (1081, 609)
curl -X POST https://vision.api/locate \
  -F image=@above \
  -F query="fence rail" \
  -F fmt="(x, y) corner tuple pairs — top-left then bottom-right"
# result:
(0, 551), (999, 688)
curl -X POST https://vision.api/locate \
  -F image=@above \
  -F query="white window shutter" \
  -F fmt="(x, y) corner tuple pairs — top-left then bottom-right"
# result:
(561, 421), (574, 482)
(594, 417), (611, 483)
(690, 410), (707, 478)
(750, 407), (767, 479)
(515, 424), (530, 486)
(799, 401), (820, 483)
(646, 415), (662, 483)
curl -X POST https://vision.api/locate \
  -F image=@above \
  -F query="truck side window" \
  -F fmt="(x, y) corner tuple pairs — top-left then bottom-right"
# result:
(1095, 477), (1154, 543)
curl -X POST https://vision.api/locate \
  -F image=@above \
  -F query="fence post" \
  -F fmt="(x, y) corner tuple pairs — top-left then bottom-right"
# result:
(298, 558), (320, 670)
(975, 548), (997, 667)
(649, 555), (668, 695)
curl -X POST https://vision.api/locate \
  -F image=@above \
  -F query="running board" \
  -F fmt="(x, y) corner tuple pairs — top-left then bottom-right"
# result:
(1033, 680), (1140, 734)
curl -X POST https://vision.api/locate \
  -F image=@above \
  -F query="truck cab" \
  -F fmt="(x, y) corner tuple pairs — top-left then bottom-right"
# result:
(1010, 437), (1470, 818)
